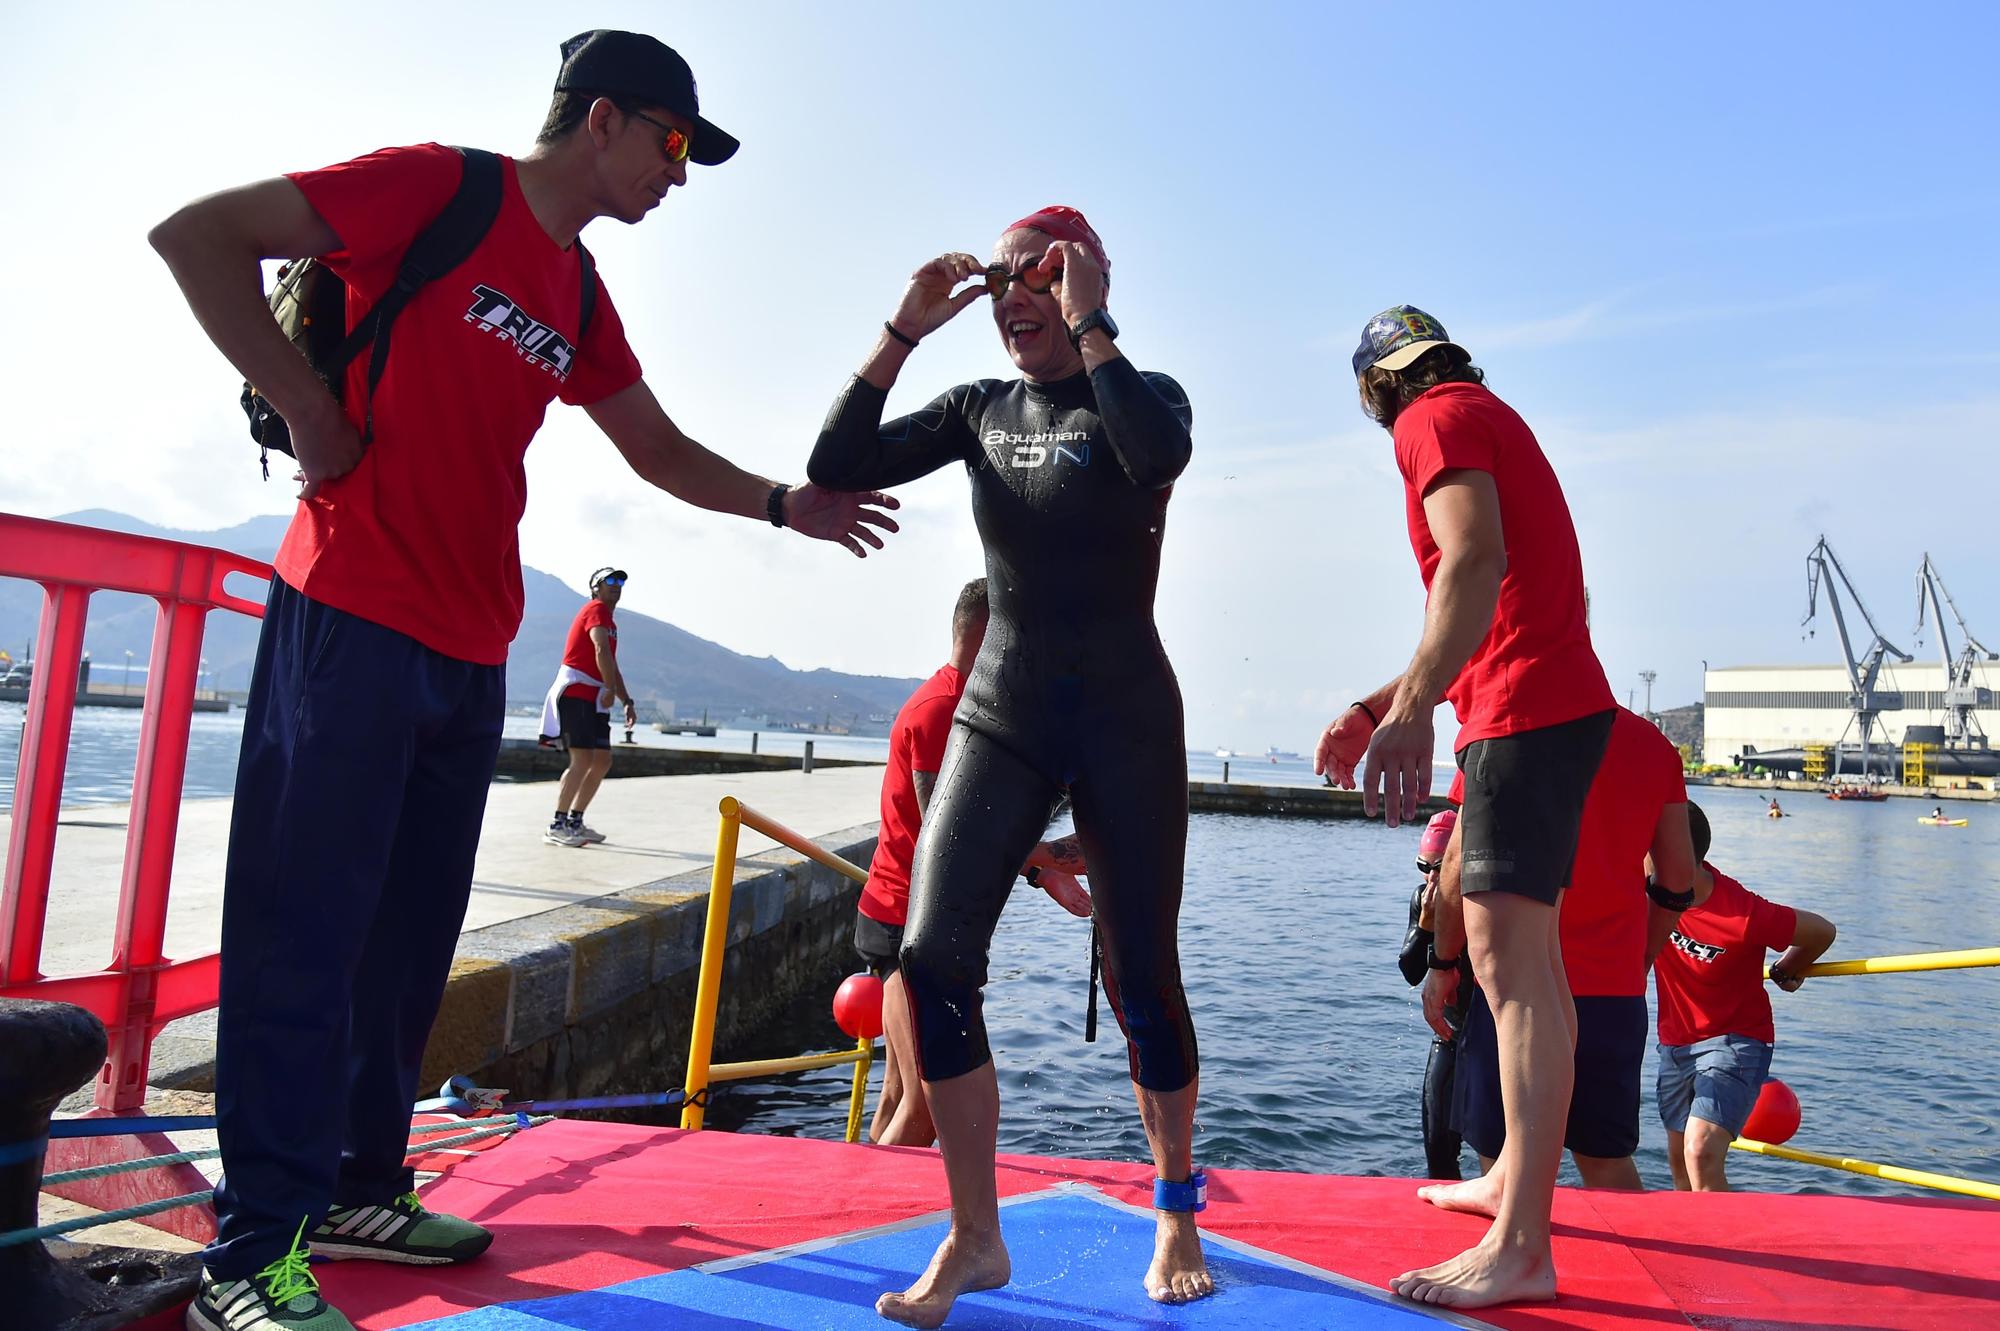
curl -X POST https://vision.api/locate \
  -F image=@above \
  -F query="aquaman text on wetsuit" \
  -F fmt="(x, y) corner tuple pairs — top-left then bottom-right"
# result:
(810, 359), (1198, 1091)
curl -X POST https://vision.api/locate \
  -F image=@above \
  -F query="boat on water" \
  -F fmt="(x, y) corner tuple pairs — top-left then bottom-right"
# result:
(1918, 816), (1970, 826)
(1827, 788), (1890, 802)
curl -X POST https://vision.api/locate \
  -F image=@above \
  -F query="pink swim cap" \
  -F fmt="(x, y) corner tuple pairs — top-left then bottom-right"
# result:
(1418, 808), (1457, 861)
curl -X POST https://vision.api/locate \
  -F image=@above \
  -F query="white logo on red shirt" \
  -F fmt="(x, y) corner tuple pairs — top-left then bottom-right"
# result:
(1669, 931), (1724, 964)
(465, 285), (577, 378)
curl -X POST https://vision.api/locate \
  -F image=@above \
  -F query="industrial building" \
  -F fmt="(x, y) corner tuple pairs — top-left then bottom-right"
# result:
(1705, 659), (2000, 780)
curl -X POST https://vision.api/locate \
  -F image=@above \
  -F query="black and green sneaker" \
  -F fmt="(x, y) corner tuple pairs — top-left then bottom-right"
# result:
(186, 1224), (354, 1331)
(309, 1190), (492, 1265)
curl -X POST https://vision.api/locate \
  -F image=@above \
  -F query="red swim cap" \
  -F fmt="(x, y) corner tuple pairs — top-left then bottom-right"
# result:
(1418, 808), (1457, 861)
(1004, 206), (1109, 273)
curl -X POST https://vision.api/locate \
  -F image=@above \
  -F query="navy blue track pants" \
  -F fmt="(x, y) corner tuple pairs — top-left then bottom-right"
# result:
(204, 578), (502, 1277)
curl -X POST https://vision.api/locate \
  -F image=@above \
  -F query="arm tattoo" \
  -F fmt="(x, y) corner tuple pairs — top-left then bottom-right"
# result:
(1044, 834), (1086, 872)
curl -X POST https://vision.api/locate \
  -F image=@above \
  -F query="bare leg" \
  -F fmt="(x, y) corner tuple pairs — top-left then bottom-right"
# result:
(1132, 1078), (1213, 1303)
(874, 972), (936, 1147)
(553, 755), (588, 814)
(1684, 1117), (1734, 1191)
(573, 748), (613, 813)
(876, 1063), (1010, 1328)
(869, 988), (902, 1145)
(1393, 892), (1565, 1308)
(1665, 1129), (1693, 1191)
(1572, 1152), (1643, 1190)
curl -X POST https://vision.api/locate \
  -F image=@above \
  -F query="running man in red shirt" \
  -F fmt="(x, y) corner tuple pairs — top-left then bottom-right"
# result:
(152, 31), (896, 1331)
(540, 567), (636, 846)
(857, 579), (1090, 1146)
(1656, 802), (1837, 1191)
(1318, 306), (1614, 1308)
(1424, 707), (1695, 1197)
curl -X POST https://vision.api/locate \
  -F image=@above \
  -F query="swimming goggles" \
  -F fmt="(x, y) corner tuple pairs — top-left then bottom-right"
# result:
(982, 262), (1062, 300)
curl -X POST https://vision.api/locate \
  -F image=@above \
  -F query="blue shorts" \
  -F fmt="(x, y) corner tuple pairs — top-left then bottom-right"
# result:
(1657, 1035), (1773, 1136)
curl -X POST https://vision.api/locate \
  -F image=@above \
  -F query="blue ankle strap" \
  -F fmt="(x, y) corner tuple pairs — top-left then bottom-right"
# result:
(1153, 1168), (1207, 1213)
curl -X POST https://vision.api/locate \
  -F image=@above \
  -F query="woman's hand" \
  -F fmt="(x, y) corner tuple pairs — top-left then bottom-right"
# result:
(1042, 240), (1106, 327)
(888, 252), (988, 342)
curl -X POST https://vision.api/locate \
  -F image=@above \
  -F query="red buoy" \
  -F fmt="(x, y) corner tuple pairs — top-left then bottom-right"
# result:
(832, 972), (885, 1040)
(1742, 1077), (1802, 1144)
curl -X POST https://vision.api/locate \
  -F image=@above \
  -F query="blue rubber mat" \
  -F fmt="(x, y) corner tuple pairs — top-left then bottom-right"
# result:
(406, 1186), (1488, 1329)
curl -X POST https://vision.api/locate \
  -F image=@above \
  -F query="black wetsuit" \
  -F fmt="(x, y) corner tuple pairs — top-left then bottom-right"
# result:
(810, 358), (1196, 1090)
(1399, 882), (1473, 1179)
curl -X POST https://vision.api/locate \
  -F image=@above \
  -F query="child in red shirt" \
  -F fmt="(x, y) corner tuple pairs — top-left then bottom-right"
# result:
(1655, 802), (1837, 1190)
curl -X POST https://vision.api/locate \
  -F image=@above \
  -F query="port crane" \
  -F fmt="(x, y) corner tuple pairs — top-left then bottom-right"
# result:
(1803, 537), (1910, 781)
(1913, 553), (1996, 748)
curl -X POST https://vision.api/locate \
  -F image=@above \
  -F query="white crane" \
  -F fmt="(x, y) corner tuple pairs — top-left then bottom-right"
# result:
(1913, 553), (1996, 748)
(1803, 537), (1911, 781)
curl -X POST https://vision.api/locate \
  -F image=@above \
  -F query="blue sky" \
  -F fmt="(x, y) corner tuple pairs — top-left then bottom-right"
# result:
(2, 3), (1995, 749)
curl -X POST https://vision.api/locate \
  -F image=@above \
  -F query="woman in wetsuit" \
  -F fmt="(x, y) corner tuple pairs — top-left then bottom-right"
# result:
(809, 208), (1207, 1326)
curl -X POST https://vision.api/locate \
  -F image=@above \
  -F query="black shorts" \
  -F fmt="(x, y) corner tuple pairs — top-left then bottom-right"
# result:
(1456, 709), (1614, 905)
(1453, 988), (1646, 1160)
(557, 694), (611, 750)
(853, 908), (904, 977)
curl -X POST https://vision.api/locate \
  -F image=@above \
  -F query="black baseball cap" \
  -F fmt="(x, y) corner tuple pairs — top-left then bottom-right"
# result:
(556, 30), (739, 166)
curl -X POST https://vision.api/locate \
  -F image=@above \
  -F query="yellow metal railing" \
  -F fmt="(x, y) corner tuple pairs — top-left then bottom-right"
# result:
(1733, 946), (2000, 1198)
(680, 796), (876, 1141)
(1902, 740), (1936, 787)
(1803, 742), (1831, 781)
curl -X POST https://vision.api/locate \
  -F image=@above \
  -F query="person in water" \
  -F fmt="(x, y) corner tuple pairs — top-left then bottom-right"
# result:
(809, 207), (1207, 1325)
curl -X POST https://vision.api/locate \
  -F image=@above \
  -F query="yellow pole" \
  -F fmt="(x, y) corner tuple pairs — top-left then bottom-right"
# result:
(733, 801), (870, 885)
(709, 1048), (866, 1081)
(845, 1034), (873, 1143)
(681, 798), (743, 1131)
(1731, 1138), (2000, 1203)
(1773, 946), (2000, 979)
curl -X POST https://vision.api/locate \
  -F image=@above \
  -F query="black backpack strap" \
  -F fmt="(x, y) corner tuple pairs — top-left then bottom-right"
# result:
(577, 241), (597, 340)
(329, 147), (504, 441)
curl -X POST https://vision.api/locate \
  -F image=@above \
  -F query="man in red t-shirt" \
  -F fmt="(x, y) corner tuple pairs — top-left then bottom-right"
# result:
(857, 579), (1090, 1146)
(1656, 803), (1837, 1191)
(1317, 306), (1614, 1309)
(151, 31), (901, 1331)
(1426, 707), (1694, 1194)
(541, 567), (636, 846)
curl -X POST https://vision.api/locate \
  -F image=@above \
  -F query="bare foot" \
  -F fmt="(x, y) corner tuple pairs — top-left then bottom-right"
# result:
(876, 1226), (1011, 1328)
(1414, 1171), (1504, 1217)
(1390, 1236), (1556, 1308)
(1144, 1210), (1215, 1304)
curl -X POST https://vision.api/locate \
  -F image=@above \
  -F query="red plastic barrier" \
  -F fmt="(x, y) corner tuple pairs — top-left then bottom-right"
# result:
(0, 512), (269, 1110)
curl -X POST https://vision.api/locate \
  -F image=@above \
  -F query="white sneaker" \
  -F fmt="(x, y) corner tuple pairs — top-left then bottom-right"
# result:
(571, 821), (607, 844)
(543, 824), (586, 847)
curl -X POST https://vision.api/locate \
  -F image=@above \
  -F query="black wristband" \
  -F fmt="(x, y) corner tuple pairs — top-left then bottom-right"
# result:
(883, 320), (919, 349)
(1425, 942), (1460, 971)
(766, 483), (790, 528)
(1025, 865), (1043, 887)
(1351, 700), (1380, 726)
(1645, 874), (1696, 912)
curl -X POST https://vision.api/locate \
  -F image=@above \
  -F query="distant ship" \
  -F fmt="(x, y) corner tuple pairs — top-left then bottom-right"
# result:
(1266, 747), (1304, 762)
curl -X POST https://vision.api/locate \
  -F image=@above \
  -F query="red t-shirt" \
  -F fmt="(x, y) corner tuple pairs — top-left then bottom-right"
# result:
(859, 666), (966, 927)
(1394, 383), (1612, 747)
(275, 144), (644, 665)
(561, 599), (615, 702)
(1562, 707), (1688, 997)
(1655, 866), (1797, 1046)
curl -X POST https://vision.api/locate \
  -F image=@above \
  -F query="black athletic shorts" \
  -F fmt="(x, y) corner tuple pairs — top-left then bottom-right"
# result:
(853, 908), (904, 977)
(1453, 988), (1646, 1161)
(1456, 709), (1615, 905)
(557, 694), (611, 750)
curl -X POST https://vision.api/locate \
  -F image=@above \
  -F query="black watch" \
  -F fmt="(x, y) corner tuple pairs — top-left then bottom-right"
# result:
(766, 483), (790, 528)
(1425, 942), (1460, 971)
(1068, 308), (1119, 349)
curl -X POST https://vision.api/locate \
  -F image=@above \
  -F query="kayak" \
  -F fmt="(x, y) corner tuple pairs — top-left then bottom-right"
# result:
(1917, 816), (1969, 827)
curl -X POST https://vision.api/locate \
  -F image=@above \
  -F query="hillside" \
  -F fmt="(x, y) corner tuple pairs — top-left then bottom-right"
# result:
(2, 510), (921, 730)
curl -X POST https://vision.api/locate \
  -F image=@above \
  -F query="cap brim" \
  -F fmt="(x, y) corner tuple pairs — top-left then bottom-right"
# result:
(690, 116), (738, 166)
(1372, 338), (1463, 372)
